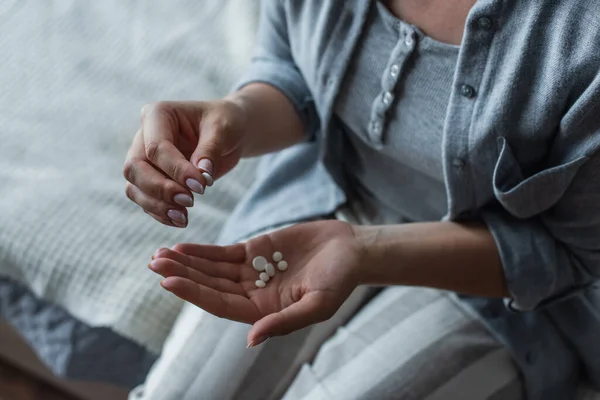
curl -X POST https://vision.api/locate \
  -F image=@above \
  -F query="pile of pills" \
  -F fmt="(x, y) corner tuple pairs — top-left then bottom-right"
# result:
(253, 251), (288, 288)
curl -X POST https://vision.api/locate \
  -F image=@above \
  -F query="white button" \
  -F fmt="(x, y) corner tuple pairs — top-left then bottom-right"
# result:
(372, 121), (382, 135)
(252, 256), (267, 272)
(277, 260), (288, 271)
(382, 92), (394, 105)
(272, 252), (283, 262)
(452, 158), (465, 168)
(390, 64), (400, 78)
(405, 32), (415, 47)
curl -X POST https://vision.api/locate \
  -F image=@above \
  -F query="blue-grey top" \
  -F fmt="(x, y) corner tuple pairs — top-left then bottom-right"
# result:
(218, 1), (600, 399)
(335, 2), (456, 224)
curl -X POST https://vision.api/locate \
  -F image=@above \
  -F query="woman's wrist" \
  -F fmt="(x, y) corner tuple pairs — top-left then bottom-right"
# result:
(225, 83), (306, 157)
(351, 221), (509, 298)
(351, 225), (388, 285)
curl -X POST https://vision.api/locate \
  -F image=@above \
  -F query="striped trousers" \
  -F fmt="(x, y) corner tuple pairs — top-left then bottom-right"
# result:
(132, 284), (523, 400)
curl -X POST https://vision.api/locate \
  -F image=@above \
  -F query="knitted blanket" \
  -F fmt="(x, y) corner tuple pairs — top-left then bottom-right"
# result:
(0, 0), (259, 353)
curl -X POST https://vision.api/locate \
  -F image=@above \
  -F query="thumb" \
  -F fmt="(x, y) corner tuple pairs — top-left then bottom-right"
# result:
(191, 118), (230, 182)
(247, 292), (334, 348)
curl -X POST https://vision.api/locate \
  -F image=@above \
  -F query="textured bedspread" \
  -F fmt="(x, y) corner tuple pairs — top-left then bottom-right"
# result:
(0, 0), (258, 357)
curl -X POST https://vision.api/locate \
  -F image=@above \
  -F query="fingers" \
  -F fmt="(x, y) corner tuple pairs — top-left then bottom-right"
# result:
(190, 110), (235, 182)
(172, 242), (246, 263)
(149, 258), (245, 296)
(124, 130), (194, 219)
(160, 277), (260, 324)
(248, 292), (333, 345)
(141, 102), (211, 193)
(153, 248), (241, 281)
(126, 183), (188, 227)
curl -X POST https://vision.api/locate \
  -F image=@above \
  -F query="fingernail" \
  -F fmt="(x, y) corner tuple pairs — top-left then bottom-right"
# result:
(186, 178), (204, 194)
(173, 193), (193, 207)
(247, 335), (270, 348)
(197, 159), (214, 175)
(151, 255), (154, 260)
(160, 277), (176, 290)
(148, 262), (157, 271)
(202, 172), (214, 187)
(167, 209), (186, 224)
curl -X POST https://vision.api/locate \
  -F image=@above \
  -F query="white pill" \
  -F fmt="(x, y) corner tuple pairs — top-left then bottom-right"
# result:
(255, 280), (266, 288)
(265, 263), (276, 277)
(252, 256), (267, 272)
(277, 260), (288, 271)
(272, 251), (283, 262)
(259, 272), (270, 282)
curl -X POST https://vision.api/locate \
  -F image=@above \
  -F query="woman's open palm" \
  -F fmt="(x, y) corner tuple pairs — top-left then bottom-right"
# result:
(149, 220), (362, 346)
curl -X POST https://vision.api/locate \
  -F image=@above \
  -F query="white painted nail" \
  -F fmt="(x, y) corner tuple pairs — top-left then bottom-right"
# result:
(255, 280), (266, 288)
(277, 260), (288, 271)
(252, 256), (267, 272)
(202, 172), (214, 187)
(265, 263), (275, 277)
(186, 178), (204, 194)
(259, 272), (270, 282)
(167, 210), (186, 224)
(197, 159), (214, 175)
(173, 194), (193, 207)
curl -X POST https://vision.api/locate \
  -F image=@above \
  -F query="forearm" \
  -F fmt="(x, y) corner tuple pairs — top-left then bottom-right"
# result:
(354, 222), (509, 298)
(227, 83), (306, 157)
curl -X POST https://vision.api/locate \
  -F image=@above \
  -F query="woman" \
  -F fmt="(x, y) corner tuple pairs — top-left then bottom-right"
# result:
(123, 1), (600, 399)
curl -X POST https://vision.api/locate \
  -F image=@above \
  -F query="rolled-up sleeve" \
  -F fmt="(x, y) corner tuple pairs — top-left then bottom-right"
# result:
(481, 81), (600, 311)
(233, 1), (319, 138)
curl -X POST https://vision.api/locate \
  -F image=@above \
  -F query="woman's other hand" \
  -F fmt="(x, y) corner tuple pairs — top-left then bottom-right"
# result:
(149, 220), (363, 347)
(123, 100), (246, 228)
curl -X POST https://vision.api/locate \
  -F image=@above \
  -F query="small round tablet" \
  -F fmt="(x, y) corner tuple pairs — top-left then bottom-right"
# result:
(277, 260), (288, 271)
(259, 272), (270, 282)
(265, 263), (276, 277)
(252, 256), (267, 272)
(255, 280), (266, 288)
(272, 251), (283, 262)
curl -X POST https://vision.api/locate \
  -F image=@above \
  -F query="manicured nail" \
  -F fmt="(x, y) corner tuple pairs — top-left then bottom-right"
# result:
(173, 193), (193, 207)
(247, 335), (270, 348)
(185, 178), (204, 194)
(197, 159), (214, 175)
(202, 172), (214, 187)
(167, 209), (186, 224)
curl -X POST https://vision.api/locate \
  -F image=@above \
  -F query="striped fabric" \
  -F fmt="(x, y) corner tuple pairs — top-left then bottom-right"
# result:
(131, 286), (524, 400)
(282, 287), (522, 400)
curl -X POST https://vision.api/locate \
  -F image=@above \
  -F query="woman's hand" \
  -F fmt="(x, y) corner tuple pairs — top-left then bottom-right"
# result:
(149, 220), (363, 347)
(123, 100), (246, 228)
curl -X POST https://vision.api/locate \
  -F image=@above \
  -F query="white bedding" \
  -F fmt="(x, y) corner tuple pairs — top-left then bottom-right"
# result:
(0, 0), (259, 353)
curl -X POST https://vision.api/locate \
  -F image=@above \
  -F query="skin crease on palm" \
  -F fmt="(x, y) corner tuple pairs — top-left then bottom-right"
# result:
(143, 0), (509, 348)
(149, 221), (362, 347)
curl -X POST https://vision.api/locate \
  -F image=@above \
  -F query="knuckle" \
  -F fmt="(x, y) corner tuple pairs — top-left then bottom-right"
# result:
(162, 180), (180, 200)
(122, 159), (137, 182)
(124, 183), (136, 201)
(142, 101), (170, 120)
(145, 140), (162, 162)
(170, 160), (185, 181)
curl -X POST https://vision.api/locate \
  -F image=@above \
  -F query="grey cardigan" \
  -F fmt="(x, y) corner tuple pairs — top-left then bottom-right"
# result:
(218, 1), (600, 398)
